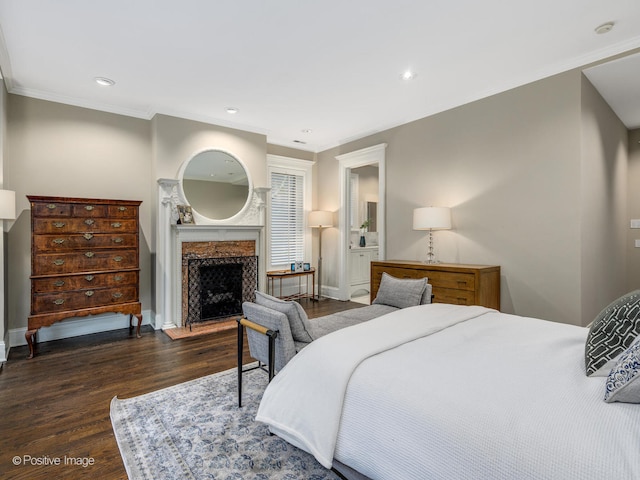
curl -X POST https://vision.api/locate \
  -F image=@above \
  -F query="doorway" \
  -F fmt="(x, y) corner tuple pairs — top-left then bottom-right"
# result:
(336, 143), (387, 301)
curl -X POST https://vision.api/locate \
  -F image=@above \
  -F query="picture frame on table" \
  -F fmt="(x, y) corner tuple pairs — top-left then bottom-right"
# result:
(303, 262), (311, 271)
(290, 261), (304, 272)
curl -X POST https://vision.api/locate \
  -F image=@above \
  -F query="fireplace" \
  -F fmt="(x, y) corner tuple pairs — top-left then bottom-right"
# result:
(186, 256), (258, 325)
(181, 239), (258, 327)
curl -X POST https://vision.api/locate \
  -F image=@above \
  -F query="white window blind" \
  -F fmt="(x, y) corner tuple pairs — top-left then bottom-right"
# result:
(270, 172), (304, 266)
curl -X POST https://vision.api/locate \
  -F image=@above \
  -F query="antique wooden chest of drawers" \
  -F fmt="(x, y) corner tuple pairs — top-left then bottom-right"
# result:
(25, 195), (143, 358)
(370, 261), (500, 310)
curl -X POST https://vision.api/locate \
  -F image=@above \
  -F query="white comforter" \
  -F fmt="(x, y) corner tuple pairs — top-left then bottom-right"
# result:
(256, 304), (640, 480)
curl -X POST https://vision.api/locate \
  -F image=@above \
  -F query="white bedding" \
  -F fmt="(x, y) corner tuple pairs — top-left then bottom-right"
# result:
(256, 304), (640, 479)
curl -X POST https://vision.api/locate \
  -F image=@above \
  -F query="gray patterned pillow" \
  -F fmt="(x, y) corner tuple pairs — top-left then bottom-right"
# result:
(604, 336), (640, 404)
(373, 272), (427, 309)
(585, 290), (640, 377)
(254, 291), (315, 343)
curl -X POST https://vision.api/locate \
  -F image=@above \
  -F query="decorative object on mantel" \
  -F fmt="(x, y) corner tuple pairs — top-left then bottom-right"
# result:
(308, 210), (334, 301)
(177, 204), (194, 224)
(412, 206), (451, 264)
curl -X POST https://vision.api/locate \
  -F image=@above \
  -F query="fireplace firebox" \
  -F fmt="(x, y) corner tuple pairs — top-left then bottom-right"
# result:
(186, 255), (257, 327)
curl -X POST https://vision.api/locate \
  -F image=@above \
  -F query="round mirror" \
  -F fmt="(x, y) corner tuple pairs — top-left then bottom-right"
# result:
(180, 149), (251, 221)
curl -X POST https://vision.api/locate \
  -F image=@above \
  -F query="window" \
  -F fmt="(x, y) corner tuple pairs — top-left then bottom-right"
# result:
(267, 156), (314, 270)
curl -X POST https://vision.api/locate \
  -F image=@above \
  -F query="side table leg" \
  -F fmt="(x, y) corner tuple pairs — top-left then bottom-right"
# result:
(25, 329), (37, 359)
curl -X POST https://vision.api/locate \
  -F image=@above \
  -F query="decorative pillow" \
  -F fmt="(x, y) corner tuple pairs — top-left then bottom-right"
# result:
(254, 291), (315, 343)
(585, 290), (640, 377)
(604, 336), (640, 404)
(373, 272), (427, 309)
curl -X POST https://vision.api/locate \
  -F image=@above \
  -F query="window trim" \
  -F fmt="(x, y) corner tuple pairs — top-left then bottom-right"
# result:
(266, 155), (315, 272)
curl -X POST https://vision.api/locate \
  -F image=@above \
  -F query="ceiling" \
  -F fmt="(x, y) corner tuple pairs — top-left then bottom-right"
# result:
(1, 1), (640, 153)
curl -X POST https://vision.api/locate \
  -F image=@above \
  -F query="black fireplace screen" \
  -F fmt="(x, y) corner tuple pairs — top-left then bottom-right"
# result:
(186, 256), (258, 325)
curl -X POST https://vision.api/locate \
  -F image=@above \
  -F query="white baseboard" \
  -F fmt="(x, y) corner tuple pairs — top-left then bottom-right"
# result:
(9, 309), (155, 347)
(320, 285), (340, 300)
(0, 337), (7, 363)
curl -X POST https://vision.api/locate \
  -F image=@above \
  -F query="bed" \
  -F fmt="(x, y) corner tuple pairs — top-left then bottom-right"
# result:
(256, 302), (640, 480)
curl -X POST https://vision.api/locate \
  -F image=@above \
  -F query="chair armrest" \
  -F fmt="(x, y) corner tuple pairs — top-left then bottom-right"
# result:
(242, 302), (297, 371)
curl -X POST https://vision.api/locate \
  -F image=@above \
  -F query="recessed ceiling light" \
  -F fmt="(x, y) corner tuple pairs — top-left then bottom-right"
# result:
(226, 107), (238, 114)
(400, 70), (416, 80)
(595, 22), (614, 34)
(301, 129), (312, 134)
(95, 77), (115, 86)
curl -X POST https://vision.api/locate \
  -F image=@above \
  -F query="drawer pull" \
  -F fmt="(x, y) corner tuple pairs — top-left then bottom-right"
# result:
(53, 259), (65, 266)
(112, 292), (123, 299)
(47, 204), (57, 210)
(111, 222), (122, 228)
(114, 256), (123, 262)
(53, 238), (65, 245)
(84, 219), (95, 226)
(118, 206), (127, 212)
(85, 290), (94, 297)
(85, 251), (95, 258)
(53, 298), (65, 305)
(114, 275), (123, 282)
(53, 280), (65, 287)
(85, 275), (95, 281)
(83, 233), (94, 240)
(53, 222), (65, 228)
(85, 205), (94, 211)
(113, 237), (123, 243)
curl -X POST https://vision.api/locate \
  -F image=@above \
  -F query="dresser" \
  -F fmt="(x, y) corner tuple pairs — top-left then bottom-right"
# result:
(26, 196), (143, 358)
(370, 261), (500, 309)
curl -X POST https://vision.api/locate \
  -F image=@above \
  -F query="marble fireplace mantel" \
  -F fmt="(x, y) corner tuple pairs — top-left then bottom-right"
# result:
(155, 178), (267, 330)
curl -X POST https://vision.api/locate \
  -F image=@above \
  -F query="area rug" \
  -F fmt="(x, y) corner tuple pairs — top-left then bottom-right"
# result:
(110, 366), (339, 479)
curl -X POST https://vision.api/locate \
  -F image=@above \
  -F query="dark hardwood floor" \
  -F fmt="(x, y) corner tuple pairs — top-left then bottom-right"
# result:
(0, 298), (363, 479)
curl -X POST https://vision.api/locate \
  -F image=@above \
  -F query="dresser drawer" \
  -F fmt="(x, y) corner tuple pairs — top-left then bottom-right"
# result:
(31, 202), (71, 217)
(33, 218), (138, 234)
(32, 285), (139, 314)
(33, 249), (138, 275)
(32, 270), (139, 293)
(108, 205), (138, 218)
(33, 233), (138, 253)
(433, 288), (475, 305)
(70, 203), (109, 217)
(425, 271), (475, 291)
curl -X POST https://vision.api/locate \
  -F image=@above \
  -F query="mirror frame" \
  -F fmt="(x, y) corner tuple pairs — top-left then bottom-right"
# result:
(177, 148), (253, 224)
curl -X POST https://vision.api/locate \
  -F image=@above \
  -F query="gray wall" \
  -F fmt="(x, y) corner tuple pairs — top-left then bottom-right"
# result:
(579, 74), (629, 325)
(628, 127), (640, 292)
(5, 96), (153, 333)
(316, 69), (630, 326)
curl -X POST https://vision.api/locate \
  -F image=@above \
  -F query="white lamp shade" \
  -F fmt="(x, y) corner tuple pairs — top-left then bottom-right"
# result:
(308, 210), (333, 228)
(0, 189), (16, 220)
(413, 206), (451, 230)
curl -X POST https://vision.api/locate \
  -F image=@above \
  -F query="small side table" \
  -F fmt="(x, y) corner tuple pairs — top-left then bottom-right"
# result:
(266, 268), (316, 300)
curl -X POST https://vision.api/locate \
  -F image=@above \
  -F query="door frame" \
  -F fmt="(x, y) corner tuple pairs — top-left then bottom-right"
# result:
(336, 143), (387, 301)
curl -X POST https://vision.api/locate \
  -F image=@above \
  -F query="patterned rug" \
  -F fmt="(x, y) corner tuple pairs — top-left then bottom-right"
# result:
(110, 366), (339, 479)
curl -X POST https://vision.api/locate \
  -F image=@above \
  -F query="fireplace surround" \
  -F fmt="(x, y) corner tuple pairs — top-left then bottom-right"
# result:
(156, 178), (268, 330)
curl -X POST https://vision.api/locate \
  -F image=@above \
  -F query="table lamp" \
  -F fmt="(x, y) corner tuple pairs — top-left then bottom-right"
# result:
(413, 206), (451, 264)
